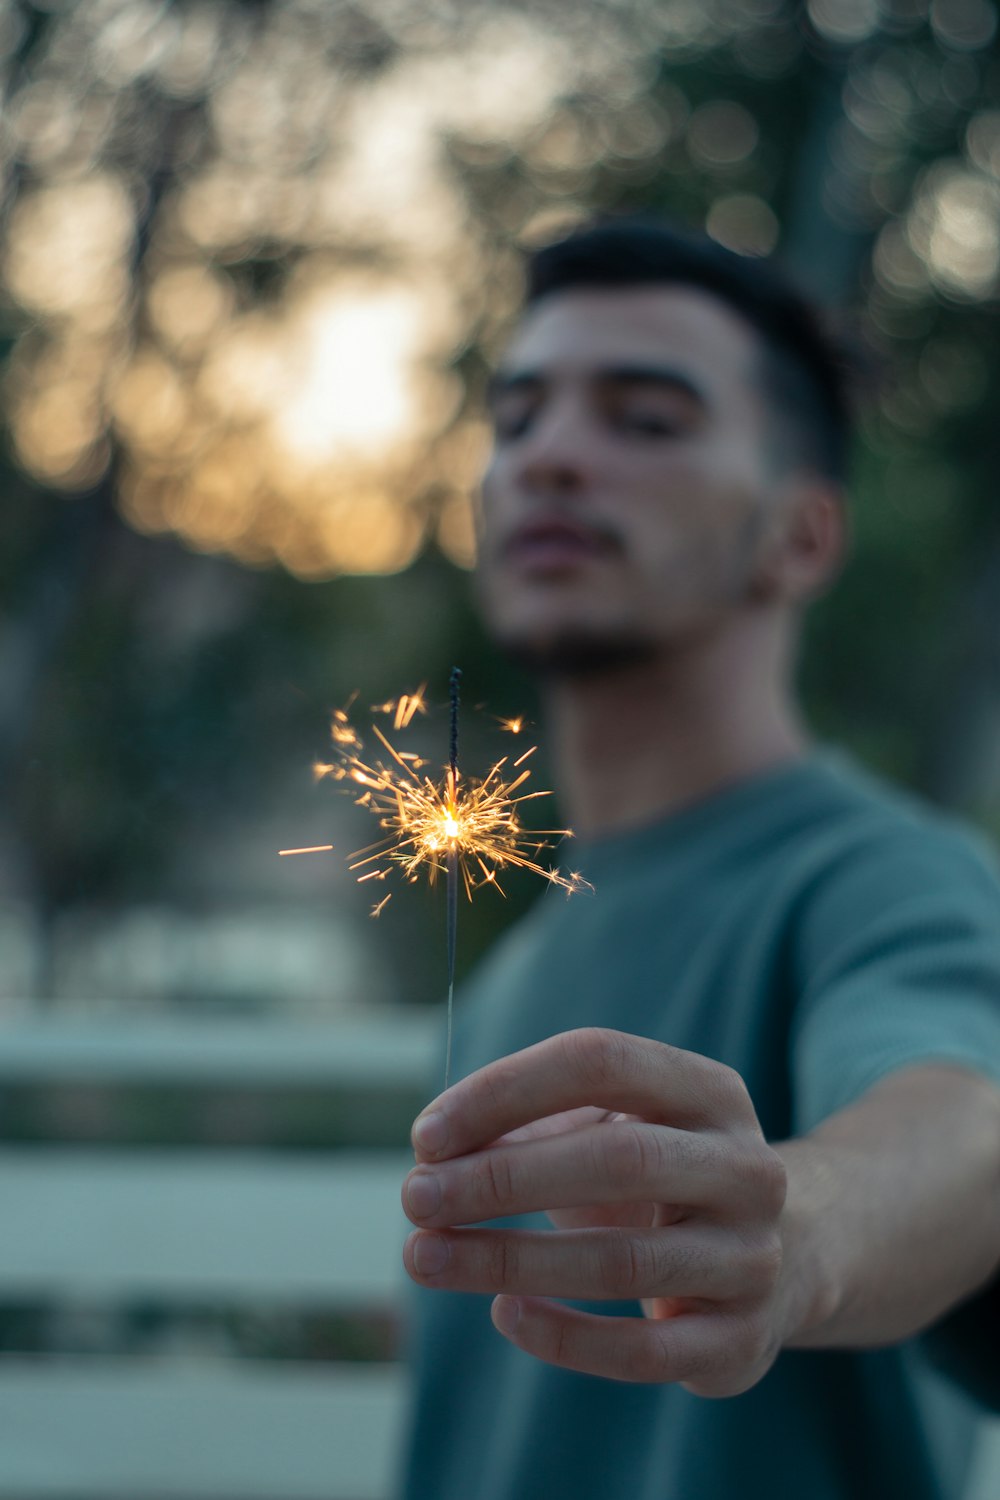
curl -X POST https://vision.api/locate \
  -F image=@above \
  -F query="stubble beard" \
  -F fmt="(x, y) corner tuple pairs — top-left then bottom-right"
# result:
(495, 629), (662, 680)
(489, 552), (770, 683)
(482, 502), (777, 682)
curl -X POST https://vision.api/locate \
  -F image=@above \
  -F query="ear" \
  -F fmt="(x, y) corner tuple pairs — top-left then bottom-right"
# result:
(767, 478), (847, 604)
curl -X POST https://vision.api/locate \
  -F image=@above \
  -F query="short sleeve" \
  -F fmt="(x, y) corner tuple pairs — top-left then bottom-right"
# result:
(789, 818), (1000, 1408)
(790, 820), (1000, 1138)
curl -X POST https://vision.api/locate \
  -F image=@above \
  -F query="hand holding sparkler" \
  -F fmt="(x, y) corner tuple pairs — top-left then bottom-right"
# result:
(401, 1027), (790, 1394)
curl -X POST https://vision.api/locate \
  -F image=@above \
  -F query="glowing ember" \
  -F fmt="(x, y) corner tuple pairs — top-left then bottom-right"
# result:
(306, 689), (589, 916)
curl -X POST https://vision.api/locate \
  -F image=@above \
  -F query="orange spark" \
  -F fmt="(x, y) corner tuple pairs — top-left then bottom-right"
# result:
(307, 689), (591, 903)
(373, 682), (428, 730)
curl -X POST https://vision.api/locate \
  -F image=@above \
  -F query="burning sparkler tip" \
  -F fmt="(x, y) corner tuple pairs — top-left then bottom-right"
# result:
(294, 678), (594, 909)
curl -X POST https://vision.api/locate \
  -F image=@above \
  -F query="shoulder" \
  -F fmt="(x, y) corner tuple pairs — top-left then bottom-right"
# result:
(786, 754), (1000, 926)
(786, 757), (1000, 1128)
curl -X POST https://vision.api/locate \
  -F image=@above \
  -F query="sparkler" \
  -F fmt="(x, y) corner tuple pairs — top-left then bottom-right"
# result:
(445, 668), (461, 1086)
(287, 673), (590, 1084)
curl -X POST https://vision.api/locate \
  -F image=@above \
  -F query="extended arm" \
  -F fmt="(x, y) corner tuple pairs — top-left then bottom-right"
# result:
(402, 1029), (1000, 1393)
(775, 1061), (1000, 1349)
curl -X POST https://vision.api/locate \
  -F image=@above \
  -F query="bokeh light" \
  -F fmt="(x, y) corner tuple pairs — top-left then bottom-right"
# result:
(807, 0), (880, 46)
(2, 0), (1000, 585)
(706, 194), (780, 255)
(687, 101), (759, 168)
(906, 162), (1000, 297)
(3, 1), (656, 577)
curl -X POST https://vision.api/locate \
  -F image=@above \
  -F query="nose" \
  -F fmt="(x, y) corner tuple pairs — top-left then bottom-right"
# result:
(514, 392), (592, 498)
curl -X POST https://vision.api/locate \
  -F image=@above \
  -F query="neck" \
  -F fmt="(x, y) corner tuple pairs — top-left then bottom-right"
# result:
(542, 615), (808, 840)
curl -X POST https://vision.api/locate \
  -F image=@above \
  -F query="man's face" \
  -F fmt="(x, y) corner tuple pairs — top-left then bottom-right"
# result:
(476, 285), (792, 674)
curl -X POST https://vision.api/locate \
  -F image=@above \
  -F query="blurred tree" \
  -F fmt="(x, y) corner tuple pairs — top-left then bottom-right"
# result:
(1, 0), (999, 1004)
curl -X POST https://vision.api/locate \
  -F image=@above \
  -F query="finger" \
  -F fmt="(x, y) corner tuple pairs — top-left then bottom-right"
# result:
(497, 1106), (621, 1145)
(403, 1224), (758, 1303)
(489, 1295), (766, 1393)
(546, 1200), (658, 1232)
(403, 1121), (776, 1227)
(412, 1029), (759, 1163)
(498, 1109), (650, 1231)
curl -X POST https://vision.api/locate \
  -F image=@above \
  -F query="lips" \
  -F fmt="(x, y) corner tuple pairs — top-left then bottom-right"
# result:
(504, 518), (619, 572)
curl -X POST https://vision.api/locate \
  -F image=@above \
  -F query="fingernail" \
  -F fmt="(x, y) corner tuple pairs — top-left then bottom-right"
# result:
(412, 1233), (450, 1276)
(492, 1295), (520, 1336)
(406, 1171), (442, 1220)
(413, 1111), (449, 1156)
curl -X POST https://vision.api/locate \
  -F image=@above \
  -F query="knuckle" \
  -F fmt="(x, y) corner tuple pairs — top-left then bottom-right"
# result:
(598, 1230), (653, 1297)
(726, 1307), (771, 1370)
(721, 1143), (786, 1222)
(564, 1027), (636, 1091)
(480, 1058), (519, 1117)
(600, 1123), (662, 1192)
(704, 1060), (751, 1118)
(475, 1149), (516, 1211)
(763, 1152), (788, 1214)
(680, 1306), (776, 1398)
(683, 1369), (742, 1400)
(740, 1229), (784, 1297)
(675, 1348), (718, 1392)
(681, 1329), (758, 1398)
(669, 1235), (711, 1290)
(630, 1328), (675, 1383)
(551, 1311), (575, 1367)
(487, 1233), (519, 1287)
(742, 1144), (787, 1216)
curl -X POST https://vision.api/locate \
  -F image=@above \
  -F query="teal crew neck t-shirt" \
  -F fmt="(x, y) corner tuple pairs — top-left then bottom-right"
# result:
(399, 753), (1000, 1500)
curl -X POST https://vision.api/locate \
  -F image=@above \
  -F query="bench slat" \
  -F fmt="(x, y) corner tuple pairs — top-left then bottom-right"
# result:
(967, 1423), (1000, 1500)
(0, 1356), (406, 1499)
(0, 1148), (411, 1301)
(0, 1017), (438, 1087)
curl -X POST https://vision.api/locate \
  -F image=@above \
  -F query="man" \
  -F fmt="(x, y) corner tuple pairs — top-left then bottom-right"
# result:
(397, 218), (1000, 1500)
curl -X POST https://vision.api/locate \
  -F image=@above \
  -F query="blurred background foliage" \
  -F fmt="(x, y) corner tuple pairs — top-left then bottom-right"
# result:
(2, 0), (1000, 1014)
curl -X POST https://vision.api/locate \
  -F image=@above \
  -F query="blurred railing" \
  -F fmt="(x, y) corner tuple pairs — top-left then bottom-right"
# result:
(0, 1011), (439, 1500)
(0, 1010), (995, 1500)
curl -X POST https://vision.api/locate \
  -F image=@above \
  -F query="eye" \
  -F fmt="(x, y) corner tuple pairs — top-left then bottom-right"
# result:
(615, 408), (681, 437)
(491, 401), (537, 441)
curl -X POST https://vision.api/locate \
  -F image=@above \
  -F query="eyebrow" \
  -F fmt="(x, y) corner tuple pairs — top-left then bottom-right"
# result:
(486, 363), (708, 409)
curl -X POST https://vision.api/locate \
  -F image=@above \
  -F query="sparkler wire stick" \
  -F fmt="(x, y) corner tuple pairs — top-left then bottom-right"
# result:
(445, 667), (461, 1088)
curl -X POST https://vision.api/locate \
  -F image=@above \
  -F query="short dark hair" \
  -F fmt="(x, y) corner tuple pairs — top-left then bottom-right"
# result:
(524, 216), (853, 483)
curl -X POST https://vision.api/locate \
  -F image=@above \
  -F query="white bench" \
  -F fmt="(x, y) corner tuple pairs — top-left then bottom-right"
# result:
(0, 1013), (996, 1500)
(0, 1013), (439, 1500)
